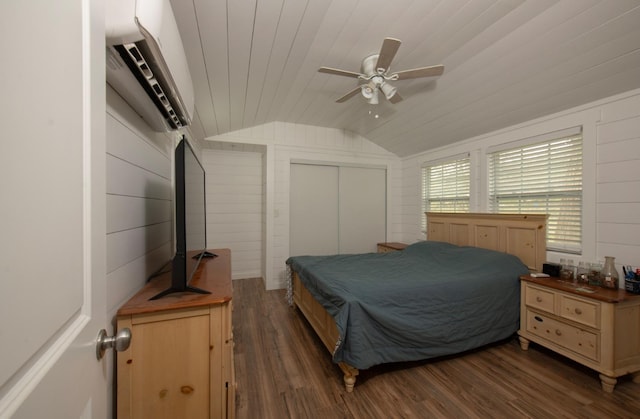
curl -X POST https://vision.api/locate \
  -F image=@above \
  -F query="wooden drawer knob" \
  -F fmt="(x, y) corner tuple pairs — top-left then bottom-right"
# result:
(181, 385), (194, 395)
(536, 296), (543, 303)
(555, 329), (562, 336)
(575, 308), (582, 315)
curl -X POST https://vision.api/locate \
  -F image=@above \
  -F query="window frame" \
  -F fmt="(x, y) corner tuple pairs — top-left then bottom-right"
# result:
(421, 153), (471, 232)
(487, 127), (583, 254)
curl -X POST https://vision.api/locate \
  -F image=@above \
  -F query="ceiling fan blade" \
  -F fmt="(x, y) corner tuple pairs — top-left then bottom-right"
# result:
(393, 65), (444, 80)
(318, 67), (362, 78)
(389, 92), (403, 104)
(335, 86), (362, 103)
(375, 38), (401, 72)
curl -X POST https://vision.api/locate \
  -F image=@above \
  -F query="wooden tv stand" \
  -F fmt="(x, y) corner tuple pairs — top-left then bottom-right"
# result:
(117, 249), (235, 419)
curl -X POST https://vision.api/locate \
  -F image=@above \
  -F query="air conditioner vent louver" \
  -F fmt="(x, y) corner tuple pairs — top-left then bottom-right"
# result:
(115, 42), (184, 129)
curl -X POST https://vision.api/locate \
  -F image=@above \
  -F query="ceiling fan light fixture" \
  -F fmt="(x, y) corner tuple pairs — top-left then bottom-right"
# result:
(367, 88), (379, 105)
(380, 82), (397, 100)
(360, 84), (375, 99)
(361, 78), (378, 99)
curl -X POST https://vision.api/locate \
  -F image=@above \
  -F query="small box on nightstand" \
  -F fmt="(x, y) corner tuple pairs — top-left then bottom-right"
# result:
(542, 262), (561, 277)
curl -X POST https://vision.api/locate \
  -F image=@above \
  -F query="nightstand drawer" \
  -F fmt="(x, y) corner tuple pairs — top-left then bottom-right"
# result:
(559, 294), (600, 329)
(525, 284), (555, 314)
(525, 310), (598, 361)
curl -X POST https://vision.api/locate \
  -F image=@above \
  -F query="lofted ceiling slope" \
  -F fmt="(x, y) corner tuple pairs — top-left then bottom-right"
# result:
(170, 0), (640, 157)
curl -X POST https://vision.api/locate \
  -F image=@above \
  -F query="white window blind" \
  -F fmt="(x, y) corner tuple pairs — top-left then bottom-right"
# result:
(421, 156), (470, 231)
(488, 131), (583, 253)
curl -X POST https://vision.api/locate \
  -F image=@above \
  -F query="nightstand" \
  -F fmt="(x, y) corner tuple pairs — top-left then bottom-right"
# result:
(377, 242), (408, 253)
(518, 275), (640, 392)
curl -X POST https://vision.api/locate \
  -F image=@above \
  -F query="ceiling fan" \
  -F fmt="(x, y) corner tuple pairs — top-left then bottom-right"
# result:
(318, 38), (444, 105)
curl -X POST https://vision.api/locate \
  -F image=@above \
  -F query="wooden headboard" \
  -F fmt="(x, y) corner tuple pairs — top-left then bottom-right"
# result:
(426, 212), (547, 272)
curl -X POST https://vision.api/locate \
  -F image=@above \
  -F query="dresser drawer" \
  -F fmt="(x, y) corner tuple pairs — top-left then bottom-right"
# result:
(525, 310), (598, 361)
(525, 284), (555, 314)
(559, 294), (600, 329)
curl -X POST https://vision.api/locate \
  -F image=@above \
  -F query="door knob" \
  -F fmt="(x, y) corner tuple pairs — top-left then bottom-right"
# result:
(96, 328), (131, 360)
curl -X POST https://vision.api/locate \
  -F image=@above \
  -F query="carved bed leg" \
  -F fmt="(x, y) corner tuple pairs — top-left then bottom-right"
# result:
(339, 363), (359, 393)
(344, 374), (356, 393)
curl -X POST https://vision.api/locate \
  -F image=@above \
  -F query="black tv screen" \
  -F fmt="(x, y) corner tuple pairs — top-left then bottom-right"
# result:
(150, 138), (213, 300)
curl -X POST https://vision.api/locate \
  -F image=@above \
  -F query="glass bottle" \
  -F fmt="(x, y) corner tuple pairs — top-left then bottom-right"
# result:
(568, 259), (576, 282)
(601, 256), (619, 289)
(588, 261), (602, 286)
(576, 261), (589, 283)
(559, 258), (574, 281)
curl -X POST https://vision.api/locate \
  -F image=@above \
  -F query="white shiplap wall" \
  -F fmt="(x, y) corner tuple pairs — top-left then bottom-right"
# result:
(596, 92), (640, 269)
(105, 87), (179, 317)
(205, 122), (402, 289)
(202, 148), (264, 279)
(401, 88), (640, 281)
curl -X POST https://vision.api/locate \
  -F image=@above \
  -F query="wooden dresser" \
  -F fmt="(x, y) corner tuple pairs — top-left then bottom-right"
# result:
(117, 249), (235, 418)
(518, 275), (640, 392)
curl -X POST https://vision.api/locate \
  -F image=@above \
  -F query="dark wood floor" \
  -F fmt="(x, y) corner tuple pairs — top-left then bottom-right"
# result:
(232, 278), (640, 418)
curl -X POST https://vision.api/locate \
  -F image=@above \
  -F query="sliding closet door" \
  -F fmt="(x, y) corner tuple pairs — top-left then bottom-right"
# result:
(290, 163), (386, 257)
(339, 166), (386, 254)
(290, 163), (339, 256)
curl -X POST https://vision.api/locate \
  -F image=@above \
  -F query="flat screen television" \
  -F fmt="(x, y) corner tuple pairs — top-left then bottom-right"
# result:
(150, 137), (215, 300)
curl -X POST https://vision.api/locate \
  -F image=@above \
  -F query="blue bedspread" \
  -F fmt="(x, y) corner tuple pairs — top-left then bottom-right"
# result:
(287, 241), (529, 370)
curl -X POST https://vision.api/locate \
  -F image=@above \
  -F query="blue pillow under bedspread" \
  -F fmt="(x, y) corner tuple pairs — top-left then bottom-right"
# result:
(286, 241), (529, 370)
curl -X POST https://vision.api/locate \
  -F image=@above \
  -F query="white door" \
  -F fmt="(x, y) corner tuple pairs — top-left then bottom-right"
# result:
(290, 163), (340, 256)
(338, 166), (387, 254)
(0, 1), (109, 418)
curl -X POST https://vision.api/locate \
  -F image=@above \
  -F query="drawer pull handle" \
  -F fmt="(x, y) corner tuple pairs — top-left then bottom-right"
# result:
(574, 308), (582, 315)
(555, 329), (562, 336)
(534, 316), (543, 322)
(536, 297), (543, 303)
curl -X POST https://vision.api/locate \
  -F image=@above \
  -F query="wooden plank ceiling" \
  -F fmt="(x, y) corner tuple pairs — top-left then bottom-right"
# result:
(170, 0), (640, 157)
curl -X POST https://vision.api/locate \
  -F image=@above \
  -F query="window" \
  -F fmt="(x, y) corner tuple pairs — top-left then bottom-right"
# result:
(421, 155), (470, 231)
(488, 128), (583, 253)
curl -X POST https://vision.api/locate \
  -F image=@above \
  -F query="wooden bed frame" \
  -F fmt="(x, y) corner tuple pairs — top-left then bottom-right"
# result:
(291, 212), (547, 392)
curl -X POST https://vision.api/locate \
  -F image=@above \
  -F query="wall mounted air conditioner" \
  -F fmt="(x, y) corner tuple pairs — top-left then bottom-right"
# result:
(106, 0), (194, 132)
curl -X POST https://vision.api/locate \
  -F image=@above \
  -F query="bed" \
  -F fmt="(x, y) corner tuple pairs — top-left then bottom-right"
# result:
(286, 212), (547, 391)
